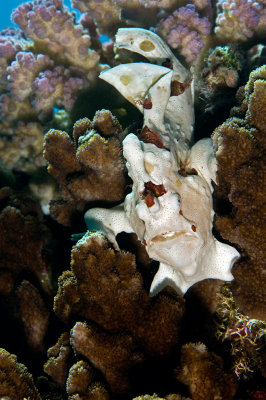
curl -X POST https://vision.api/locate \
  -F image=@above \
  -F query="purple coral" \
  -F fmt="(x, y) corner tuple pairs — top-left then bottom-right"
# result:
(7, 52), (54, 101)
(0, 28), (25, 91)
(11, 0), (100, 70)
(0, 0), (104, 173)
(32, 67), (86, 120)
(157, 3), (211, 62)
(215, 0), (266, 41)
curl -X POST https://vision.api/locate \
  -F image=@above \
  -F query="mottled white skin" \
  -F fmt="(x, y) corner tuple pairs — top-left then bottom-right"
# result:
(100, 27), (194, 154)
(85, 28), (240, 296)
(85, 135), (239, 295)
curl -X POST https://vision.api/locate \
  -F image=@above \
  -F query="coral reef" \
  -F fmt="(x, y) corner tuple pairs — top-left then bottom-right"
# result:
(176, 342), (237, 400)
(0, 0), (266, 398)
(0, 348), (41, 399)
(215, 0), (266, 42)
(72, 0), (121, 35)
(0, 187), (53, 295)
(157, 3), (211, 62)
(212, 65), (266, 320)
(16, 280), (50, 352)
(43, 109), (126, 226)
(0, 0), (104, 175)
(52, 231), (185, 393)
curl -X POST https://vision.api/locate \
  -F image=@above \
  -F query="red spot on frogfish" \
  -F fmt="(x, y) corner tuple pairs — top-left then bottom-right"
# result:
(142, 181), (167, 207)
(143, 97), (153, 109)
(140, 126), (166, 149)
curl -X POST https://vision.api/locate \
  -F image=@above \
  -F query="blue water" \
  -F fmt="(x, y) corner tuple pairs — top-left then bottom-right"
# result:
(0, 0), (73, 31)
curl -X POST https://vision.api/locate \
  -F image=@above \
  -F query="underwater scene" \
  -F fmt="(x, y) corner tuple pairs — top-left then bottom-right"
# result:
(0, 0), (265, 399)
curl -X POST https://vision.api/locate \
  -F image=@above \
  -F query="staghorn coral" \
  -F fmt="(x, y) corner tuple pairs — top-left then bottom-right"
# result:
(157, 3), (211, 62)
(215, 0), (266, 42)
(176, 342), (237, 400)
(0, 348), (41, 399)
(53, 231), (185, 392)
(212, 65), (266, 320)
(43, 109), (126, 226)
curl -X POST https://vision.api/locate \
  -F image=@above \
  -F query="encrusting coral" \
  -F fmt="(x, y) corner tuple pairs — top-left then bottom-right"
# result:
(0, 348), (41, 399)
(43, 109), (126, 226)
(212, 65), (266, 320)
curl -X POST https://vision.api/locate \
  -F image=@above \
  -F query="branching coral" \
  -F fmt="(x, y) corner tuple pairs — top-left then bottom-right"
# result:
(11, 0), (100, 72)
(72, 0), (121, 35)
(52, 231), (184, 393)
(157, 3), (211, 62)
(43, 109), (126, 226)
(66, 360), (109, 400)
(176, 342), (237, 400)
(0, 1), (265, 399)
(215, 0), (266, 42)
(212, 65), (266, 320)
(0, 187), (53, 295)
(0, 348), (41, 399)
(16, 280), (50, 352)
(44, 331), (111, 398)
(0, 0), (105, 175)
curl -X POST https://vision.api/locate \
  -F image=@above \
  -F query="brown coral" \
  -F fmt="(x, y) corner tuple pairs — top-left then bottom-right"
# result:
(212, 66), (266, 320)
(43, 110), (126, 226)
(16, 280), (50, 352)
(71, 321), (144, 393)
(176, 342), (237, 400)
(53, 231), (185, 393)
(0, 187), (52, 295)
(44, 332), (71, 388)
(0, 348), (41, 399)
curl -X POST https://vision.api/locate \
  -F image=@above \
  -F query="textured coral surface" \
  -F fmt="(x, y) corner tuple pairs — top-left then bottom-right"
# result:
(0, 348), (41, 399)
(212, 66), (266, 320)
(43, 110), (126, 225)
(0, 0), (266, 399)
(52, 231), (185, 394)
